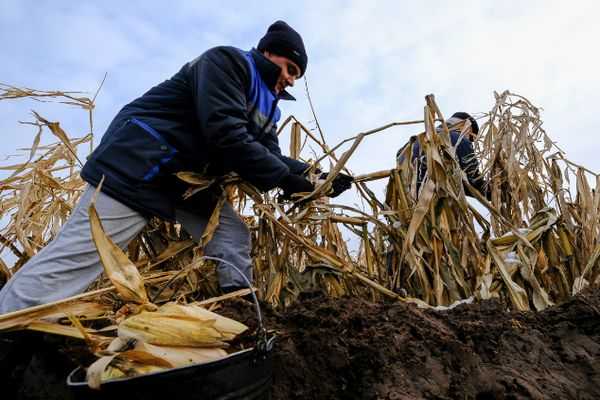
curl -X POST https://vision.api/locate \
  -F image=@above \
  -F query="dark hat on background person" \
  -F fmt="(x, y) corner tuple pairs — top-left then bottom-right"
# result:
(257, 20), (308, 77)
(451, 112), (479, 134)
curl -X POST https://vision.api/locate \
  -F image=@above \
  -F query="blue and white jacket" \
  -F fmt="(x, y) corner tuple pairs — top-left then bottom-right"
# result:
(81, 47), (308, 220)
(397, 127), (487, 198)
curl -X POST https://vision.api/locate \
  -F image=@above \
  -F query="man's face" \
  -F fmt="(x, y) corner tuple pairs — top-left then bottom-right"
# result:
(263, 51), (301, 94)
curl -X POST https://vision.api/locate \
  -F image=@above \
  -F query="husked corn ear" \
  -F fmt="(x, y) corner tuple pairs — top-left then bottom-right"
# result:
(117, 302), (249, 347)
(118, 311), (225, 347)
(159, 302), (248, 340)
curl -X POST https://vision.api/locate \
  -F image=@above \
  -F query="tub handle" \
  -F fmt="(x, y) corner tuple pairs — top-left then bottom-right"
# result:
(200, 256), (268, 353)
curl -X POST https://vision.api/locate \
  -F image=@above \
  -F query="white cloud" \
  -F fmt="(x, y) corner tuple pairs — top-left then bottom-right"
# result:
(1, 0), (599, 188)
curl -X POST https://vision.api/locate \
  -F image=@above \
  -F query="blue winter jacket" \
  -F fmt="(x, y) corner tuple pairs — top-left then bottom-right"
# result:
(397, 130), (487, 197)
(81, 47), (308, 220)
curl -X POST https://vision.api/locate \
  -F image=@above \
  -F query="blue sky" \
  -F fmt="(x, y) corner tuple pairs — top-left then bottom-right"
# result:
(1, 1), (599, 203)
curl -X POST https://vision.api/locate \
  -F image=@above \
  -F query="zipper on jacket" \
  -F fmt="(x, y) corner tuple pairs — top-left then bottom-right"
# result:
(258, 96), (280, 140)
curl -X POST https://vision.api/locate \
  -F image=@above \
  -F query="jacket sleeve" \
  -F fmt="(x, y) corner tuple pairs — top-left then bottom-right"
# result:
(261, 128), (311, 175)
(452, 133), (488, 198)
(188, 47), (290, 191)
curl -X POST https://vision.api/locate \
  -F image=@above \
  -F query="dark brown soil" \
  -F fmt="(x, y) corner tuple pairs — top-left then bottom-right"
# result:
(221, 289), (600, 400)
(3, 289), (600, 399)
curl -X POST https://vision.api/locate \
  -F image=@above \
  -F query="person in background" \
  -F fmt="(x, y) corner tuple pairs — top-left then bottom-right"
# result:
(397, 112), (488, 199)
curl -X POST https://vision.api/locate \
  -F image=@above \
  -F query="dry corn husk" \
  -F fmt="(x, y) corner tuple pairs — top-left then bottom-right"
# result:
(131, 341), (227, 367)
(88, 339), (228, 388)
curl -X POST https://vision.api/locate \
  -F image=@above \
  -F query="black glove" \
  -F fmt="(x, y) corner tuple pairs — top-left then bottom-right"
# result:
(319, 172), (354, 198)
(278, 174), (315, 200)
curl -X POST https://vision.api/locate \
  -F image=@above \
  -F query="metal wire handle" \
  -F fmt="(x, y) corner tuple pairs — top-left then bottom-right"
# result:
(200, 256), (268, 351)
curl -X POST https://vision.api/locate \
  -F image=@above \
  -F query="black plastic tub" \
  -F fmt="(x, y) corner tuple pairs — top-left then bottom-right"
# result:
(68, 261), (274, 399)
(67, 335), (275, 400)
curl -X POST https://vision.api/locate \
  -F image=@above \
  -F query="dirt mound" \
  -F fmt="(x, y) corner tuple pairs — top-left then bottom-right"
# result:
(3, 290), (600, 399)
(222, 290), (600, 400)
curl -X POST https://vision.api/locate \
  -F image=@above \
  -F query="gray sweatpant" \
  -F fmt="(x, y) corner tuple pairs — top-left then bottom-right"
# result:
(0, 185), (252, 314)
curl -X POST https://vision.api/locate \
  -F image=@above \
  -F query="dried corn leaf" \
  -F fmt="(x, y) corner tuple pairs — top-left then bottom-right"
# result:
(89, 189), (149, 305)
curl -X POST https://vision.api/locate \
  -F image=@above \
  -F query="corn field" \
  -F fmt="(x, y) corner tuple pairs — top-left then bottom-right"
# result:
(0, 83), (599, 325)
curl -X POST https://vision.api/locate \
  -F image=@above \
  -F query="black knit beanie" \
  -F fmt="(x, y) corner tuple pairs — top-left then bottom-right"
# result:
(257, 20), (308, 77)
(451, 112), (479, 134)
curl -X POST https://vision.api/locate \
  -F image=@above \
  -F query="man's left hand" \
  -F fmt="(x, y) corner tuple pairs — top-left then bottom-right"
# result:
(320, 172), (354, 198)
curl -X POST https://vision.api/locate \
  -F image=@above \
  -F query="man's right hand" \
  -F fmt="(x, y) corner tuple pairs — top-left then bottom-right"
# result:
(278, 174), (314, 200)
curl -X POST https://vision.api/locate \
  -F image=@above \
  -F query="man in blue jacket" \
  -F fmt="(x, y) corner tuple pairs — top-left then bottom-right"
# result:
(0, 21), (352, 313)
(397, 112), (488, 198)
